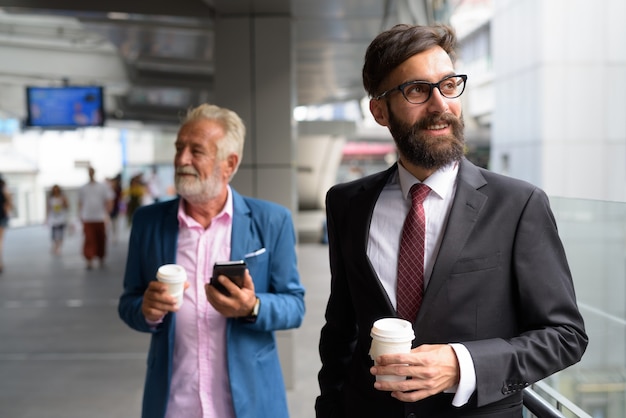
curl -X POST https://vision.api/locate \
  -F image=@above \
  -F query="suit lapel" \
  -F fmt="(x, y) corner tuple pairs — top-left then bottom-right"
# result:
(417, 160), (488, 322)
(348, 165), (398, 312)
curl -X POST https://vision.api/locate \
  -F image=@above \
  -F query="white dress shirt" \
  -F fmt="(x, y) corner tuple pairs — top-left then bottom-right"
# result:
(367, 161), (476, 406)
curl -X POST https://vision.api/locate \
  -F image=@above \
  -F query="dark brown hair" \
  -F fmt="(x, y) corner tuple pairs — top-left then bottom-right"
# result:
(362, 24), (458, 97)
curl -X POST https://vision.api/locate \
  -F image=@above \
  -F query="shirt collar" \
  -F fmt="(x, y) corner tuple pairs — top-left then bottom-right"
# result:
(397, 160), (459, 201)
(177, 185), (234, 229)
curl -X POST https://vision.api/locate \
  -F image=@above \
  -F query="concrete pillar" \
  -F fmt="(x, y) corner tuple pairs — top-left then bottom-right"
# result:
(214, 16), (296, 211)
(214, 13), (297, 388)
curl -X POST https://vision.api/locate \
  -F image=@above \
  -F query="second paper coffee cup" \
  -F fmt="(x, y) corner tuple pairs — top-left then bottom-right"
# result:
(369, 318), (415, 382)
(156, 264), (187, 307)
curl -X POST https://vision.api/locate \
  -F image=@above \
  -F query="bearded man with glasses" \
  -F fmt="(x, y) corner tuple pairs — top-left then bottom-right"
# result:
(316, 24), (587, 418)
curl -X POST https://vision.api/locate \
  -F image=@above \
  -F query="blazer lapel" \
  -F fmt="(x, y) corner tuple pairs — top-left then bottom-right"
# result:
(417, 160), (488, 321)
(230, 189), (253, 261)
(162, 198), (181, 264)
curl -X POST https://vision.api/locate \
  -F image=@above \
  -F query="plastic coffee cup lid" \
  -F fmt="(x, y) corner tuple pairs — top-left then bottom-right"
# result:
(156, 264), (187, 283)
(370, 318), (415, 342)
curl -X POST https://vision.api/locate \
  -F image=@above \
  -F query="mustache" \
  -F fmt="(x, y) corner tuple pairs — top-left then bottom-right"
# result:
(413, 113), (460, 131)
(176, 167), (199, 176)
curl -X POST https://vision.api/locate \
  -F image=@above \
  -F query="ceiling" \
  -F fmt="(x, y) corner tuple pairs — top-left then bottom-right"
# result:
(0, 0), (447, 127)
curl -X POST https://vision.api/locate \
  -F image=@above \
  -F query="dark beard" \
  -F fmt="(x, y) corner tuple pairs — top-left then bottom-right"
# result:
(388, 109), (465, 170)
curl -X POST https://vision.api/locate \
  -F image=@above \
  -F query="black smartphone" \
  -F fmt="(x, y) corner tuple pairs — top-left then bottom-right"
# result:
(211, 260), (246, 296)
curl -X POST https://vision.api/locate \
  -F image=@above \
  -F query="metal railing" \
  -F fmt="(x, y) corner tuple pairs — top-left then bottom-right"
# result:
(523, 381), (592, 418)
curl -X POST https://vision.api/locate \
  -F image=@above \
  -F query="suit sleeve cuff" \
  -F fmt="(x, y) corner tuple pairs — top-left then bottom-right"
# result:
(446, 343), (476, 407)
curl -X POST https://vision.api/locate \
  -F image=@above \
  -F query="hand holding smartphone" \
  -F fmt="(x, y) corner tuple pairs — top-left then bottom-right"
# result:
(211, 260), (246, 296)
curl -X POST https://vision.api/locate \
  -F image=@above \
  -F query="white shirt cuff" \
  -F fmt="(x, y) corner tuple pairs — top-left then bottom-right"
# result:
(446, 343), (476, 407)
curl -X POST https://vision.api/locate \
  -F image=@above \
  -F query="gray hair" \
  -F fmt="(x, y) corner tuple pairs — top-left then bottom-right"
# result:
(181, 104), (246, 176)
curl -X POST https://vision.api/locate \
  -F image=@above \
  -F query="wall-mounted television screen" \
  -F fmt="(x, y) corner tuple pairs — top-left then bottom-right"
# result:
(26, 86), (105, 128)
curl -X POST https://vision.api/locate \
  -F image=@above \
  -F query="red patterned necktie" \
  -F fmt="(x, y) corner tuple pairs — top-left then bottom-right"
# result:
(397, 183), (431, 322)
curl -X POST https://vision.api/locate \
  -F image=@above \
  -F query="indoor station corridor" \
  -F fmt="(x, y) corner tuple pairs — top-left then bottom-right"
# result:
(0, 222), (329, 418)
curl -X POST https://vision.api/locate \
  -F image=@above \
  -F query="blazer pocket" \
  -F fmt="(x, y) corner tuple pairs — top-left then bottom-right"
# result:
(450, 252), (500, 275)
(244, 248), (268, 270)
(244, 249), (270, 289)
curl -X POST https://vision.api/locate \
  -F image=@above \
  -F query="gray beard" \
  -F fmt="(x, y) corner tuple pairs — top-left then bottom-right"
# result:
(175, 168), (223, 204)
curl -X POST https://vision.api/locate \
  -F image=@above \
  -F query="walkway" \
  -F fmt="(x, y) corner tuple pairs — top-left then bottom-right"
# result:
(0, 221), (329, 418)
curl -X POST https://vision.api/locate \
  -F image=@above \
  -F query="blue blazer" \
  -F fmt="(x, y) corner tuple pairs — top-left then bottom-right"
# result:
(118, 190), (306, 418)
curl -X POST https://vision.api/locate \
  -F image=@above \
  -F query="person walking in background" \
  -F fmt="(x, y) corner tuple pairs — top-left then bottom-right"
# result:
(146, 164), (163, 203)
(78, 167), (113, 270)
(125, 173), (147, 226)
(107, 173), (122, 243)
(315, 24), (588, 418)
(46, 184), (69, 255)
(0, 176), (12, 273)
(118, 103), (305, 418)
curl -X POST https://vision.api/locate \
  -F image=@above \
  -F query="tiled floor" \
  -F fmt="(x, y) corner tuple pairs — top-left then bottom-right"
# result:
(0, 220), (329, 418)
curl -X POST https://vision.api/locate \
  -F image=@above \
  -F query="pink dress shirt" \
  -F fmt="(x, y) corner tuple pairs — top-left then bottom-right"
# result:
(165, 188), (236, 418)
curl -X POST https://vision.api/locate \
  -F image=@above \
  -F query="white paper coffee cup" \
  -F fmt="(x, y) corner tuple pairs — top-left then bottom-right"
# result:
(369, 318), (415, 382)
(156, 264), (187, 307)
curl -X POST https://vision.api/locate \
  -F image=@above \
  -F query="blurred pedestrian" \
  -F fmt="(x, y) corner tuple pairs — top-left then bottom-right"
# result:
(107, 174), (123, 242)
(125, 173), (148, 226)
(46, 184), (69, 255)
(78, 167), (114, 270)
(146, 165), (163, 203)
(0, 176), (12, 273)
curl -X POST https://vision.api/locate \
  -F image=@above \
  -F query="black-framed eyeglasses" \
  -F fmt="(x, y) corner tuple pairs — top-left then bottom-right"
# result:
(374, 74), (468, 105)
